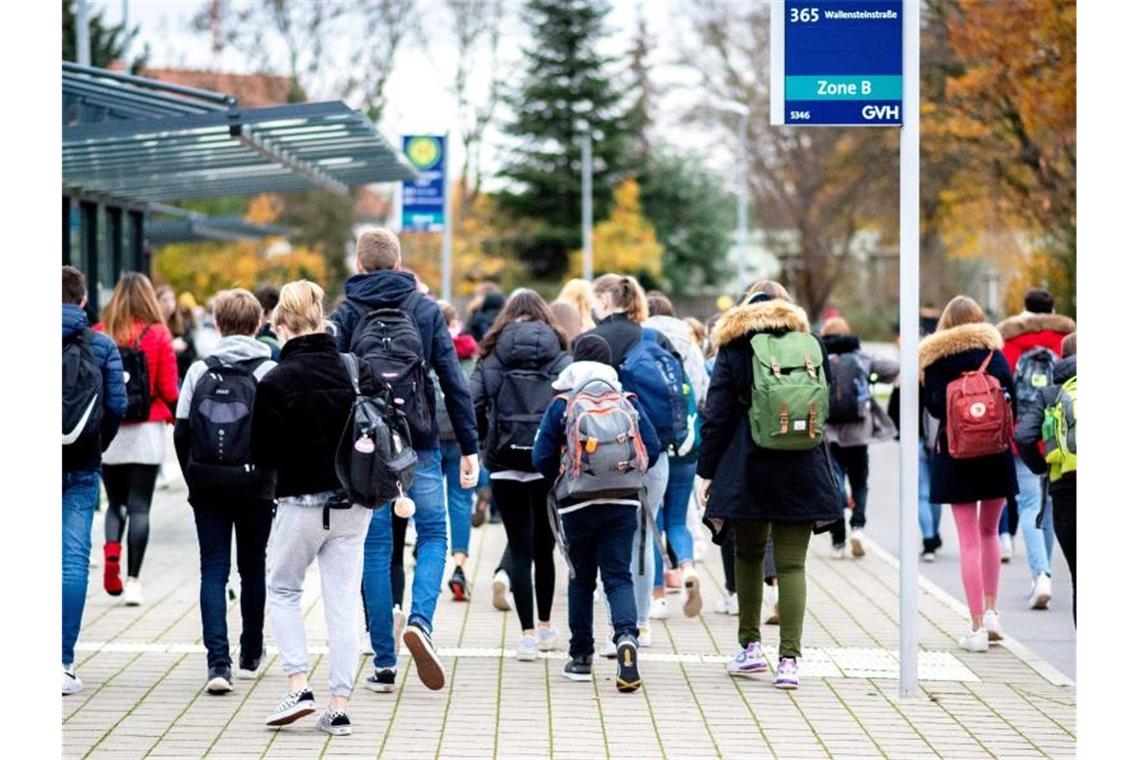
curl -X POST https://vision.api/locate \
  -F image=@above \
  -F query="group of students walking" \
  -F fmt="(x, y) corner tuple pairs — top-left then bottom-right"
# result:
(62, 226), (1076, 736)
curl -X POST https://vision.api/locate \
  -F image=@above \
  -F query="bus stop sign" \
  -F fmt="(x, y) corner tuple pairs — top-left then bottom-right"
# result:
(771, 0), (903, 126)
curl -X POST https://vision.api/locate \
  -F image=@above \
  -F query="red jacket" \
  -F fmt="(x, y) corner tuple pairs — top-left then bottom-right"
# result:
(95, 319), (180, 424)
(998, 312), (1076, 373)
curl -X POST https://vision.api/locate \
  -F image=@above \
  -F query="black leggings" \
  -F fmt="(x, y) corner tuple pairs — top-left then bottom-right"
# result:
(492, 477), (555, 631)
(1051, 486), (1076, 625)
(102, 463), (160, 578)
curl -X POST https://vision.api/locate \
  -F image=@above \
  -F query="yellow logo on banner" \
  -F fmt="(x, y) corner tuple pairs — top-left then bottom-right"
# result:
(406, 136), (441, 169)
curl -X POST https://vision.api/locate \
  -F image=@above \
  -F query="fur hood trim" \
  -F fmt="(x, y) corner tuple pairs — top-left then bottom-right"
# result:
(712, 299), (811, 348)
(997, 312), (1075, 341)
(918, 323), (1003, 375)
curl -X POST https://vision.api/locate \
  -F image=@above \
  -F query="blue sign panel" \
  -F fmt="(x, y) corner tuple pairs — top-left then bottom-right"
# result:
(777, 1), (902, 126)
(401, 135), (447, 232)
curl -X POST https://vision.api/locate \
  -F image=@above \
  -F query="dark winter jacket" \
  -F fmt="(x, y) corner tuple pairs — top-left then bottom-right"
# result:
(585, 314), (678, 369)
(465, 292), (505, 342)
(821, 333), (900, 447)
(251, 332), (381, 499)
(697, 299), (844, 538)
(329, 270), (479, 455)
(63, 304), (128, 472)
(919, 322), (1019, 504)
(1014, 354), (1076, 494)
(470, 320), (571, 471)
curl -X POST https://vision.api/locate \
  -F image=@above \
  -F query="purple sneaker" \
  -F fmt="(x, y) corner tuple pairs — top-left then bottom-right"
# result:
(774, 657), (799, 689)
(727, 642), (768, 676)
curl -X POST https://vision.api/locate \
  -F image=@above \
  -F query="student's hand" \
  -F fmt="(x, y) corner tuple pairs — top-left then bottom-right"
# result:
(460, 454), (480, 489)
(696, 476), (712, 507)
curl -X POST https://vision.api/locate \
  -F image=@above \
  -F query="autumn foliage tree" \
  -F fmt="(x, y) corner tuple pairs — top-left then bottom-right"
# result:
(570, 178), (663, 284)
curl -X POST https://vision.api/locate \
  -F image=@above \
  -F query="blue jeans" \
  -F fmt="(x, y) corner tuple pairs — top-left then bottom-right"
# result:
(563, 505), (639, 658)
(1014, 457), (1055, 577)
(63, 470), (100, 666)
(440, 440), (473, 556)
(653, 458), (697, 588)
(363, 449), (447, 669)
(917, 446), (942, 540)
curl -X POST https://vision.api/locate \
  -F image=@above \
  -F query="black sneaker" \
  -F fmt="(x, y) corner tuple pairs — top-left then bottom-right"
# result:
(562, 654), (593, 682)
(449, 566), (470, 602)
(265, 688), (317, 726)
(316, 709), (352, 736)
(403, 622), (446, 690)
(615, 635), (642, 693)
(237, 653), (261, 680)
(365, 667), (397, 693)
(205, 665), (233, 695)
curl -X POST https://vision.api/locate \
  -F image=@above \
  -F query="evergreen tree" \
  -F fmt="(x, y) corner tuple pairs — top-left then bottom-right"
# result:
(62, 0), (148, 71)
(498, 0), (635, 279)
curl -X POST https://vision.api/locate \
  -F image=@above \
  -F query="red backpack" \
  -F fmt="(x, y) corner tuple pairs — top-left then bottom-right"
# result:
(943, 352), (1013, 459)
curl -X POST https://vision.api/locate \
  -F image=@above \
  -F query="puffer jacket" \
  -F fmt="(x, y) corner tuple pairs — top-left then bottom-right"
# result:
(919, 322), (1018, 504)
(998, 311), (1075, 377)
(644, 315), (710, 406)
(697, 299), (844, 539)
(821, 333), (900, 447)
(63, 304), (128, 472)
(94, 317), (180, 424)
(470, 320), (571, 471)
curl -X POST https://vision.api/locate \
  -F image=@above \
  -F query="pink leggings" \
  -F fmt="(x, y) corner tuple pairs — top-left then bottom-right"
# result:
(950, 499), (1005, 618)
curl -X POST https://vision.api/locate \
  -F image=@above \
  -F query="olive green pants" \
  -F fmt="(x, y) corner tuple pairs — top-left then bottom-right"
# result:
(734, 520), (812, 658)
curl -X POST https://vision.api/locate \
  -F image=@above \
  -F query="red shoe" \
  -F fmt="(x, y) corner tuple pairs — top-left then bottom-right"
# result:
(104, 542), (123, 596)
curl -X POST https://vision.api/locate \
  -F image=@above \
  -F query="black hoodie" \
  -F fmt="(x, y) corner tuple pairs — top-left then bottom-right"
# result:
(329, 270), (479, 455)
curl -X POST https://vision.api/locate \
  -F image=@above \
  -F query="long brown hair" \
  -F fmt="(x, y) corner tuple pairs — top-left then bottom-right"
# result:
(155, 284), (185, 337)
(593, 273), (648, 323)
(936, 295), (986, 332)
(101, 272), (165, 345)
(478, 289), (568, 359)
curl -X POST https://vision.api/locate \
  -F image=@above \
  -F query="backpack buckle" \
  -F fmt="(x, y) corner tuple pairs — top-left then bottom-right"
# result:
(771, 356), (781, 376)
(805, 356), (816, 377)
(808, 402), (817, 438)
(779, 403), (789, 435)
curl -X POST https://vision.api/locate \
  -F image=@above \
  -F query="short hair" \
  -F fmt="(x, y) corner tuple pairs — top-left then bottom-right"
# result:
(1061, 332), (1076, 358)
(356, 228), (401, 272)
(820, 317), (851, 336)
(1024, 288), (1054, 314)
(646, 291), (675, 317)
(744, 279), (792, 303)
(63, 266), (86, 305)
(253, 283), (280, 316)
(214, 289), (263, 337)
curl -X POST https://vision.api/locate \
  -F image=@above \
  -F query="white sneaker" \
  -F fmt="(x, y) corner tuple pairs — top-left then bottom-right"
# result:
(492, 570), (512, 612)
(392, 606), (407, 648)
(123, 578), (143, 606)
(601, 638), (618, 658)
(536, 626), (559, 652)
(1029, 574), (1052, 610)
(831, 544), (847, 560)
(637, 625), (652, 648)
(682, 566), (702, 617)
(360, 629), (375, 656)
(62, 666), (83, 696)
(958, 628), (989, 653)
(517, 634), (539, 661)
(714, 593), (739, 616)
(982, 610), (1004, 642)
(649, 597), (668, 620)
(763, 585), (780, 626)
(849, 529), (865, 558)
(1000, 533), (1013, 563)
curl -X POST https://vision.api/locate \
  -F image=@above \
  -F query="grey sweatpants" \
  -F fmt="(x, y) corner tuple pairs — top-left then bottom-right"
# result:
(267, 494), (372, 698)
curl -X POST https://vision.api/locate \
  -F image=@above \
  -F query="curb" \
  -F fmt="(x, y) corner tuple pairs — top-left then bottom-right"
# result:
(859, 533), (1076, 688)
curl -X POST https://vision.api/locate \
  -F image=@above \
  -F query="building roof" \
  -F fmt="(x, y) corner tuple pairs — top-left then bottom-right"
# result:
(139, 67), (298, 107)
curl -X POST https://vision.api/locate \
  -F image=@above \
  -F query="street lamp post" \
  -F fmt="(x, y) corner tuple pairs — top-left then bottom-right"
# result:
(579, 123), (593, 281)
(76, 0), (91, 67)
(711, 99), (751, 295)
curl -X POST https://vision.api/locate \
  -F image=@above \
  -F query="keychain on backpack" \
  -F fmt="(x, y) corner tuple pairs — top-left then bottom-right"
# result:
(393, 484), (416, 518)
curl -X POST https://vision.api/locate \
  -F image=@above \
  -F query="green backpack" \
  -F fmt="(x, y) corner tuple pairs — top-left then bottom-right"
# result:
(748, 332), (830, 450)
(1042, 375), (1076, 482)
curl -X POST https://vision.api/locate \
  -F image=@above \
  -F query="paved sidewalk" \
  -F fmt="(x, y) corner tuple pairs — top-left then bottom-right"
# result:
(65, 464), (1075, 759)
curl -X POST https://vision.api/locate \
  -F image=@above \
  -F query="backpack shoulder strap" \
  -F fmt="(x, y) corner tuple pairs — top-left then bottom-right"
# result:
(204, 355), (224, 371)
(340, 353), (361, 395)
(134, 324), (152, 349)
(979, 351), (994, 374)
(398, 289), (423, 314)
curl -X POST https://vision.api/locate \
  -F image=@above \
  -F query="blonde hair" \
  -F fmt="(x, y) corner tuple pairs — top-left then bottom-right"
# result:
(101, 272), (165, 345)
(593, 274), (648, 324)
(356, 228), (402, 272)
(556, 278), (596, 330)
(214, 289), (263, 337)
(820, 317), (851, 336)
(743, 279), (792, 304)
(936, 295), (986, 332)
(272, 280), (325, 336)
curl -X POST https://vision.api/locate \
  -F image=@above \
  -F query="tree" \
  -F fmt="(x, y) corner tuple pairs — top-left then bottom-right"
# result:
(638, 149), (735, 292)
(63, 0), (148, 71)
(497, 0), (637, 279)
(570, 178), (663, 285)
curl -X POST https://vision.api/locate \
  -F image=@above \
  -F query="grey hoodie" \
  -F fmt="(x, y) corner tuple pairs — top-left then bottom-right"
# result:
(175, 335), (276, 420)
(643, 315), (710, 406)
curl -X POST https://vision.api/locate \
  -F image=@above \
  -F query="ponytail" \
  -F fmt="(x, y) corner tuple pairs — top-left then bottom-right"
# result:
(593, 273), (649, 324)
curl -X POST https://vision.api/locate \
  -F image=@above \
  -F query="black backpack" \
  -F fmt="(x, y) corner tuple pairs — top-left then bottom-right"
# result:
(486, 364), (560, 471)
(348, 292), (435, 443)
(828, 352), (871, 424)
(62, 329), (104, 446)
(335, 354), (418, 507)
(185, 356), (263, 496)
(120, 326), (153, 422)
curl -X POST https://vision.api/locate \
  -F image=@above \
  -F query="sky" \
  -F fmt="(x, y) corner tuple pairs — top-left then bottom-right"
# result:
(90, 0), (740, 192)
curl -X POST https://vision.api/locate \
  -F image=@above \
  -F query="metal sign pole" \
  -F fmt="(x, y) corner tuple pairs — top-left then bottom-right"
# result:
(898, 0), (921, 699)
(441, 131), (453, 303)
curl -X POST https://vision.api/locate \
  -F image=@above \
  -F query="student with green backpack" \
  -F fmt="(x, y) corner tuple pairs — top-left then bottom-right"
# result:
(696, 281), (844, 690)
(1014, 332), (1076, 624)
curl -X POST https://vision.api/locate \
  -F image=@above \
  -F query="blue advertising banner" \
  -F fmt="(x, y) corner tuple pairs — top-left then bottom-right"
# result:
(771, 0), (903, 127)
(401, 135), (446, 231)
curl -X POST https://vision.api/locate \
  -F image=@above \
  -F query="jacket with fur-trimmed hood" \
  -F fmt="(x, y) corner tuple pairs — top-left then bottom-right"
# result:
(698, 299), (844, 538)
(998, 311), (1075, 378)
(919, 322), (1019, 504)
